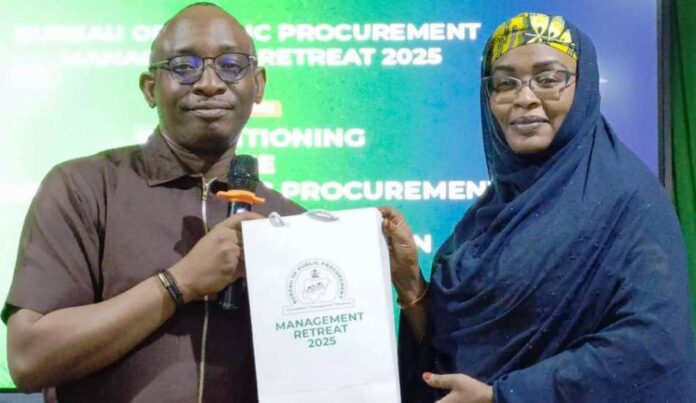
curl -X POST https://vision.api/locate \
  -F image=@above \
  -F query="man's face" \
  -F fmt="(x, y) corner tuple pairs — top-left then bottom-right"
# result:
(141, 7), (265, 155)
(488, 44), (576, 155)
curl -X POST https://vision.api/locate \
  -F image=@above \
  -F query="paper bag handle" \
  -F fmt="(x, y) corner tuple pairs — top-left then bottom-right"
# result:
(268, 209), (339, 227)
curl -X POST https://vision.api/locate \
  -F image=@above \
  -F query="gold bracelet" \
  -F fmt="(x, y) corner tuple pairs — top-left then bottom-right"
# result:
(396, 282), (428, 310)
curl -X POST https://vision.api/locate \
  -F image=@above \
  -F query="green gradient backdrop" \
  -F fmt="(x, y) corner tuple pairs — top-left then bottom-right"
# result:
(0, 0), (659, 389)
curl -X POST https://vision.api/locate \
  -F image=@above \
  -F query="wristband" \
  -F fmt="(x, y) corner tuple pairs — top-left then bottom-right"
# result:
(158, 270), (185, 309)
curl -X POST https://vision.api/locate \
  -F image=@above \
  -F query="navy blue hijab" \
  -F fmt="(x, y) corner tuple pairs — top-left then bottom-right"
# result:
(400, 17), (694, 403)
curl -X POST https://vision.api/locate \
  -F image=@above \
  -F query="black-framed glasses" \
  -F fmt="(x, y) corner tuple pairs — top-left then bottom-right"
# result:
(149, 53), (257, 85)
(482, 70), (576, 104)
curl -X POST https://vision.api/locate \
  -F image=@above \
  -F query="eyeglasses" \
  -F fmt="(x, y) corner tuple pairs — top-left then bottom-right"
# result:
(149, 53), (257, 85)
(482, 70), (576, 104)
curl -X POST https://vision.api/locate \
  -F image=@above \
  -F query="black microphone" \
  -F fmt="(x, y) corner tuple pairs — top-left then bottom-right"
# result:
(217, 155), (259, 311)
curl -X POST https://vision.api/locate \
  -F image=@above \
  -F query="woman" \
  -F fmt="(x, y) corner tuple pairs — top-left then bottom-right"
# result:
(381, 12), (694, 402)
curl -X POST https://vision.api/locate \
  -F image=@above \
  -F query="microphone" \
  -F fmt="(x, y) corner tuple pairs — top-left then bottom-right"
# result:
(227, 155), (258, 215)
(216, 155), (265, 311)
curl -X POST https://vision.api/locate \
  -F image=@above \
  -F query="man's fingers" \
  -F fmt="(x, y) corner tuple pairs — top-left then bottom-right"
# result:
(219, 211), (265, 229)
(423, 372), (461, 390)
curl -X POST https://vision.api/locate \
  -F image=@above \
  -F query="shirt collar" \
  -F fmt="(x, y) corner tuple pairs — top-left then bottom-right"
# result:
(139, 128), (235, 186)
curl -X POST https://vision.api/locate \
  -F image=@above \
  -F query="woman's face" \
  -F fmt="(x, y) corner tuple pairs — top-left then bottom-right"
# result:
(488, 43), (577, 155)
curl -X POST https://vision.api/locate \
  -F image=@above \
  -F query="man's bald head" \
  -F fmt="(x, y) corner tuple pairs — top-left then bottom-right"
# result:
(149, 3), (256, 65)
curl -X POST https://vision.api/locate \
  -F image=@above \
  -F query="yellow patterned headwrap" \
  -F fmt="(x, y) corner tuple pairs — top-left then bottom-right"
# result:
(488, 12), (578, 65)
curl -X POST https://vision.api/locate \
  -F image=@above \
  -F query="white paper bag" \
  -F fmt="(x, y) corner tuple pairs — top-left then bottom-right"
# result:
(242, 208), (401, 403)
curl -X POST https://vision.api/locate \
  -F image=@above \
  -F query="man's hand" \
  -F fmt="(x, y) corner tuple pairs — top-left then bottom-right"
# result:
(378, 206), (425, 302)
(169, 211), (264, 302)
(423, 372), (493, 403)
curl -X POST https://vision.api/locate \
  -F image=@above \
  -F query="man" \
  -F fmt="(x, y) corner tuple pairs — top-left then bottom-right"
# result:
(3, 3), (303, 402)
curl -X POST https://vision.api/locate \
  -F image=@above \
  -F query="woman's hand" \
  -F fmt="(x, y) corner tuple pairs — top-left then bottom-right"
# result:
(378, 206), (425, 303)
(423, 372), (493, 403)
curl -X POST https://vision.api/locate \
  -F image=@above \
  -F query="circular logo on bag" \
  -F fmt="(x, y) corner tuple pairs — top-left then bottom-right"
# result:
(284, 259), (353, 314)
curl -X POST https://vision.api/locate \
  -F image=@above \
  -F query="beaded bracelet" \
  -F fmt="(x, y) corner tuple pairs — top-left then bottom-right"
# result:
(158, 270), (185, 309)
(396, 282), (429, 310)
